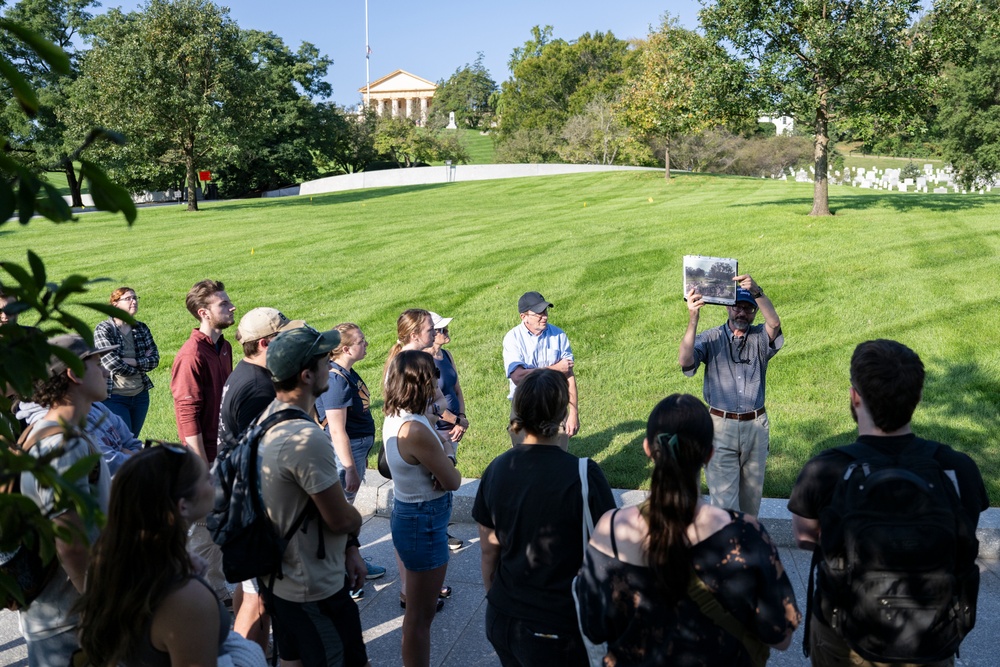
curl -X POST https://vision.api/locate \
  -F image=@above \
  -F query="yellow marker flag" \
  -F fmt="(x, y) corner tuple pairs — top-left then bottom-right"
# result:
(251, 248), (254, 255)
(648, 197), (654, 203)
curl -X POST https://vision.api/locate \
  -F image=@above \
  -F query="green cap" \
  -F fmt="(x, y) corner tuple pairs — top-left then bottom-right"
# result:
(266, 326), (341, 382)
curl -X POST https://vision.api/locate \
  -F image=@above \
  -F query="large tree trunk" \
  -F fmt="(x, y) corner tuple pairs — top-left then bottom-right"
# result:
(65, 163), (83, 208)
(185, 146), (199, 212)
(664, 136), (671, 180)
(810, 99), (832, 216)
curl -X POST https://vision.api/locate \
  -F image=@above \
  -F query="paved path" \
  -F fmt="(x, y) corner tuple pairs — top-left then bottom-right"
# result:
(3, 511), (999, 667)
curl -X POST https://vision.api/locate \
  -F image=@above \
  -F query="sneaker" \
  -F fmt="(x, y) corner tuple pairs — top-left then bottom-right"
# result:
(447, 534), (463, 551)
(350, 587), (365, 601)
(364, 558), (386, 580)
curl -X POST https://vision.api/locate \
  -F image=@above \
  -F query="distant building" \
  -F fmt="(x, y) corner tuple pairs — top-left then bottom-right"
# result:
(758, 115), (794, 136)
(359, 70), (436, 125)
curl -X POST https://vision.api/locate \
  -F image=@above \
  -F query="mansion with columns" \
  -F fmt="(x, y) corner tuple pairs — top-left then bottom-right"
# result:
(358, 70), (436, 125)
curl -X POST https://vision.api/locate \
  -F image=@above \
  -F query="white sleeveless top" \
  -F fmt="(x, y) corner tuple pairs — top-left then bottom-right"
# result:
(383, 411), (447, 504)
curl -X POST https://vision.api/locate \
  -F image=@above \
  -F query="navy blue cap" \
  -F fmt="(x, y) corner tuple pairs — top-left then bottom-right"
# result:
(735, 288), (757, 305)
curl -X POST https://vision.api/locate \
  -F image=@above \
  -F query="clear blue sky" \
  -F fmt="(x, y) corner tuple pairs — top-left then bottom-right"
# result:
(102, 0), (703, 107)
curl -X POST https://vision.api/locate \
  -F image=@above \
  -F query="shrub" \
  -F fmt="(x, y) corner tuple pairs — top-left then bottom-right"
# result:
(670, 129), (813, 177)
(494, 128), (560, 163)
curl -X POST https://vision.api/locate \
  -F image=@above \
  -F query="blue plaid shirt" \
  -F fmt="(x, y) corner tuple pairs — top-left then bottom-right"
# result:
(93, 318), (159, 394)
(682, 322), (783, 413)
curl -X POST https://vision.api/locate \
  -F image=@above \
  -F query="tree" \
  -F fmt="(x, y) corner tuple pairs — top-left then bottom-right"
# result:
(372, 116), (469, 168)
(0, 0), (99, 207)
(619, 14), (750, 178)
(213, 32), (333, 197)
(700, 0), (934, 215)
(428, 53), (497, 130)
(1, 17), (134, 609)
(559, 96), (633, 165)
(71, 0), (261, 211)
(938, 36), (1000, 188)
(496, 27), (632, 142)
(313, 105), (379, 175)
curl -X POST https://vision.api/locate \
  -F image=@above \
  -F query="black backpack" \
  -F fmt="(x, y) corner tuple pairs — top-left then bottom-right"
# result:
(808, 439), (979, 663)
(207, 408), (323, 585)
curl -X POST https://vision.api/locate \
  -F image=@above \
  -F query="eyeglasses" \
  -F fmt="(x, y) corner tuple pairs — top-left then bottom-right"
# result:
(118, 295), (139, 303)
(435, 327), (449, 336)
(528, 309), (548, 318)
(731, 304), (757, 314)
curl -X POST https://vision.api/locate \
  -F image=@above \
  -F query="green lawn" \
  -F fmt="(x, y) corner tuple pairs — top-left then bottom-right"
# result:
(5, 172), (999, 503)
(459, 129), (495, 164)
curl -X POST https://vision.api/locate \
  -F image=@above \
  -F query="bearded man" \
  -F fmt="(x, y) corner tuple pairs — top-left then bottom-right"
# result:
(170, 278), (236, 602)
(678, 274), (782, 515)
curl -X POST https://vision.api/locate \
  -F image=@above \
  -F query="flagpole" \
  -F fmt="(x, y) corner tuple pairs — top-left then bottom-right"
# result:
(365, 0), (371, 110)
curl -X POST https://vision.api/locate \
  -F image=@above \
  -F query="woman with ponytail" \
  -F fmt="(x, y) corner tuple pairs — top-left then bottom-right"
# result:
(473, 369), (616, 666)
(574, 394), (799, 666)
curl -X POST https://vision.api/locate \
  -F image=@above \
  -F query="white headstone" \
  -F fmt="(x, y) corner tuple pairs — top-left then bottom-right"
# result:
(446, 111), (458, 129)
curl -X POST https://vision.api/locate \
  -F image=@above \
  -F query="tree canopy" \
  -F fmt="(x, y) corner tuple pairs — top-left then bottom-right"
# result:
(700, 0), (934, 215)
(72, 0), (262, 210)
(428, 53), (497, 130)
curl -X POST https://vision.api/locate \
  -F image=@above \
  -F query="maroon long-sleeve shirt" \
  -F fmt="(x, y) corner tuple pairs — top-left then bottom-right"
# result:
(170, 329), (233, 462)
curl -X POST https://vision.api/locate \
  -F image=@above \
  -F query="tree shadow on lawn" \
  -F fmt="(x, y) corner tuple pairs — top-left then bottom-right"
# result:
(732, 193), (994, 214)
(573, 419), (647, 488)
(207, 183), (450, 213)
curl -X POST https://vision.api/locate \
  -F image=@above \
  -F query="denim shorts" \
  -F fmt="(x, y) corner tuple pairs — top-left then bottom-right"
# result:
(391, 493), (452, 572)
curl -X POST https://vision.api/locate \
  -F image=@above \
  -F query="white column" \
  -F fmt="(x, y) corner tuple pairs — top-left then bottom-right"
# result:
(420, 97), (428, 125)
(391, 98), (398, 117)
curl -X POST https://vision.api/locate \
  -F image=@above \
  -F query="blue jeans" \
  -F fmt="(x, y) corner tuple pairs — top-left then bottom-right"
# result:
(335, 435), (374, 504)
(391, 493), (452, 572)
(103, 389), (150, 438)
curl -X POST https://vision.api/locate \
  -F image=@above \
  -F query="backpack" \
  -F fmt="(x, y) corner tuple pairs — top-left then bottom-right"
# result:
(1, 422), (64, 611)
(809, 439), (979, 663)
(207, 408), (321, 585)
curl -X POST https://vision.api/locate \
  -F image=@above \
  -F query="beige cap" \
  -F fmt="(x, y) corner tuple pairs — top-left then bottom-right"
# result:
(236, 307), (305, 343)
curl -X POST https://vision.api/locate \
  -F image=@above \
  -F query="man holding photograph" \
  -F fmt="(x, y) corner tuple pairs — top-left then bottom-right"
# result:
(678, 273), (782, 516)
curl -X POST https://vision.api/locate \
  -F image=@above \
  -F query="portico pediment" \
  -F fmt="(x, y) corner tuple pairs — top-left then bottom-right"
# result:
(359, 69), (436, 96)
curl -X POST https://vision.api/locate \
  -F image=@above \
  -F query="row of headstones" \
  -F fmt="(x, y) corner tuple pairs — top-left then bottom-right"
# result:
(774, 164), (998, 194)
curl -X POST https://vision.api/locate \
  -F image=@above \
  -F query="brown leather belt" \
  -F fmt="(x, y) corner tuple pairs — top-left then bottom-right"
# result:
(709, 407), (765, 421)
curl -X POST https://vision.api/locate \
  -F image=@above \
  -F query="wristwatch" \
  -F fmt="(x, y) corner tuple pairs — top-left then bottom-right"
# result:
(750, 286), (764, 298)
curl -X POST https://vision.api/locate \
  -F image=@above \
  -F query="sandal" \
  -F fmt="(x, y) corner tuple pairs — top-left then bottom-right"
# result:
(399, 594), (445, 612)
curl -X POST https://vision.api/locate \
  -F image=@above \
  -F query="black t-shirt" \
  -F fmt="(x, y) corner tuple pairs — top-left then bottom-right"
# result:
(472, 445), (617, 632)
(787, 433), (989, 618)
(218, 360), (276, 448)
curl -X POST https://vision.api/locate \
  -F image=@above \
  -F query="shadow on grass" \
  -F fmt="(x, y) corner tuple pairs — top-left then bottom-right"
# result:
(732, 193), (994, 214)
(206, 183), (451, 213)
(771, 357), (1000, 503)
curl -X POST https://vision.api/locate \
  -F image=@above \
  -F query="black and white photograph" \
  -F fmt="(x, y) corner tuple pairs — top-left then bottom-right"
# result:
(683, 255), (738, 305)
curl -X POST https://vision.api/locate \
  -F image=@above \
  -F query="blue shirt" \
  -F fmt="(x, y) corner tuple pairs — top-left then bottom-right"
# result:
(502, 322), (574, 399)
(683, 322), (783, 412)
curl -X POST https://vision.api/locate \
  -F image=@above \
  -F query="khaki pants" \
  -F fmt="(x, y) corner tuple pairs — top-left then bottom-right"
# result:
(808, 614), (955, 667)
(705, 412), (769, 516)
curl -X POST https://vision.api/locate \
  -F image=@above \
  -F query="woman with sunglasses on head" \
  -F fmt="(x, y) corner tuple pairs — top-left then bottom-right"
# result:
(574, 394), (799, 667)
(94, 286), (159, 438)
(383, 350), (461, 667)
(76, 445), (265, 667)
(473, 369), (615, 667)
